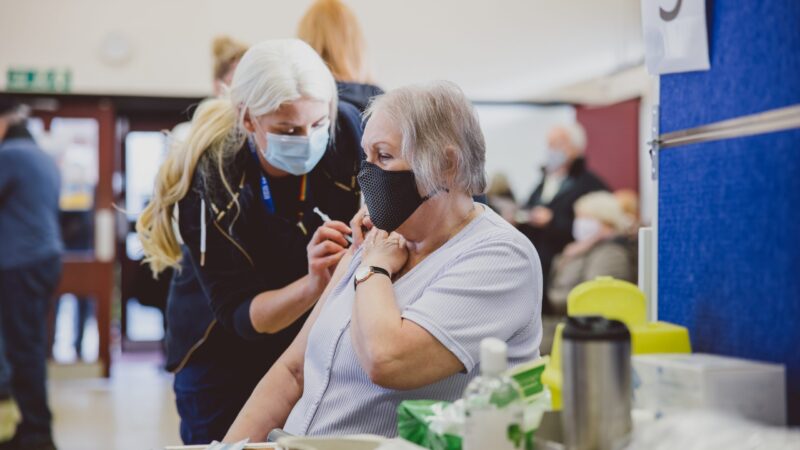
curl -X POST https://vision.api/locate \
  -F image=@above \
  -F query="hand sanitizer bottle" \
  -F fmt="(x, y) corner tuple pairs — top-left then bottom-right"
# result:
(463, 338), (525, 450)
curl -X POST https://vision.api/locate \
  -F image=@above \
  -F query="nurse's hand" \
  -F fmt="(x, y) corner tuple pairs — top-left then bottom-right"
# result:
(361, 229), (408, 277)
(349, 207), (373, 249)
(307, 221), (351, 293)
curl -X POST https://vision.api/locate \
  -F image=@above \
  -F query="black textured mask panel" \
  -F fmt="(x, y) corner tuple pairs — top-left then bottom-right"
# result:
(357, 161), (426, 232)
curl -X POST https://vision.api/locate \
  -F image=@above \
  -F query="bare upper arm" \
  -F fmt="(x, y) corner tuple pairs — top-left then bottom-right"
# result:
(369, 318), (465, 390)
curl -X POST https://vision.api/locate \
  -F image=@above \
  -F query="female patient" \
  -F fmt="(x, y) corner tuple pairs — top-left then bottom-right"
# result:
(226, 81), (543, 440)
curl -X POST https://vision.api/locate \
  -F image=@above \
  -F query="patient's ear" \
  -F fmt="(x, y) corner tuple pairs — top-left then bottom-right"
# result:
(442, 146), (461, 188)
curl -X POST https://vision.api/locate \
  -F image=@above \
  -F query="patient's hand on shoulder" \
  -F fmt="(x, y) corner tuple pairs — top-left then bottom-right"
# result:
(361, 229), (409, 276)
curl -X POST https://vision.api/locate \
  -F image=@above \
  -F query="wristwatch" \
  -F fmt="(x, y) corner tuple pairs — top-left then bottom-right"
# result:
(353, 265), (391, 289)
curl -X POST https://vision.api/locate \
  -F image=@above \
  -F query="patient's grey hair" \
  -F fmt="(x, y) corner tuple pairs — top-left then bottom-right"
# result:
(365, 81), (487, 195)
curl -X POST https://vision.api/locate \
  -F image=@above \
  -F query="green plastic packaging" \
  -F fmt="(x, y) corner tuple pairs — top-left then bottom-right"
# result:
(397, 358), (549, 450)
(397, 400), (462, 450)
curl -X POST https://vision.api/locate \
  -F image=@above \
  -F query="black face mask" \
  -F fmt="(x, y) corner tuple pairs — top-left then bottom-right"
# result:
(357, 161), (437, 232)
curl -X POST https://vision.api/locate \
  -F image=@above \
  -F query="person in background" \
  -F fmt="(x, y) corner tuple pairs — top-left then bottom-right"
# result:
(0, 99), (62, 450)
(298, 0), (383, 112)
(225, 81), (542, 441)
(548, 191), (636, 314)
(136, 39), (363, 444)
(55, 211), (93, 360)
(485, 172), (517, 223)
(614, 188), (641, 236)
(212, 35), (248, 98)
(518, 123), (608, 313)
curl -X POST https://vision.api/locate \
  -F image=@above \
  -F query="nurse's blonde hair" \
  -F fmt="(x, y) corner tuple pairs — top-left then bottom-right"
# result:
(136, 39), (337, 276)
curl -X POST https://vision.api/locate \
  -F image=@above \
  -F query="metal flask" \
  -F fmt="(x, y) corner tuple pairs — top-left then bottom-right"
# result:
(561, 316), (632, 450)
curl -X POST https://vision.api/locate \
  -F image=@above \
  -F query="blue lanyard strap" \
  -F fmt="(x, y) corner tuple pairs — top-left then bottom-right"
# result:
(248, 142), (309, 235)
(249, 144), (276, 215)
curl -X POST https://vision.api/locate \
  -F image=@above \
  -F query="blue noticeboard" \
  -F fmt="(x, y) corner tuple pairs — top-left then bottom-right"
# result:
(658, 0), (800, 424)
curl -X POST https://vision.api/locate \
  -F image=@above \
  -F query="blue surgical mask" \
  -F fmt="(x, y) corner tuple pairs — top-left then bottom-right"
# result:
(262, 126), (330, 175)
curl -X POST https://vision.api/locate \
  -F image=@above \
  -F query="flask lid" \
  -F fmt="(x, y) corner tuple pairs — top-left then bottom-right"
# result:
(562, 315), (630, 342)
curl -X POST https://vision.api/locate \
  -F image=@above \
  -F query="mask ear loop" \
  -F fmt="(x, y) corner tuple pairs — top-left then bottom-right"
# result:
(420, 187), (450, 202)
(243, 107), (270, 156)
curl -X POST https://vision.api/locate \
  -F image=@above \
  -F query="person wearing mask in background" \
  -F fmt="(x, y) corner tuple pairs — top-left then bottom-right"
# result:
(298, 0), (383, 112)
(225, 81), (542, 441)
(548, 191), (636, 313)
(0, 99), (62, 450)
(136, 39), (363, 444)
(518, 123), (607, 313)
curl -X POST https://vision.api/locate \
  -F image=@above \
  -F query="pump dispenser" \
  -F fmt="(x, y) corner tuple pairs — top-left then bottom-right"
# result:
(463, 338), (525, 450)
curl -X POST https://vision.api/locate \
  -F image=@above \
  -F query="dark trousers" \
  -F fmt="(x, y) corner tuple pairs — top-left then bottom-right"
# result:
(173, 333), (269, 445)
(0, 256), (61, 446)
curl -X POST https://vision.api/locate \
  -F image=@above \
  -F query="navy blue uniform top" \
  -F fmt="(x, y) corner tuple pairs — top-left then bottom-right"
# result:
(336, 81), (383, 113)
(165, 101), (363, 372)
(0, 125), (63, 269)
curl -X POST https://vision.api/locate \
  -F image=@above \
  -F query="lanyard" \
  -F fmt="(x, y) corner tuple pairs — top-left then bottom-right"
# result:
(249, 143), (309, 234)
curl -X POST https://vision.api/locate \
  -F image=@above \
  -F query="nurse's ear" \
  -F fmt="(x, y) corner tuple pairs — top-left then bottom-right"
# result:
(242, 110), (256, 133)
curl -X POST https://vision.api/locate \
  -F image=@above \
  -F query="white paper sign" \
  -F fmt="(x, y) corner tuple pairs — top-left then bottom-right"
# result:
(642, 0), (711, 75)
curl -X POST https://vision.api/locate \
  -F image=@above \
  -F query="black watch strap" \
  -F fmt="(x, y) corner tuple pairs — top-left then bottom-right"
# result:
(354, 266), (391, 289)
(369, 266), (390, 278)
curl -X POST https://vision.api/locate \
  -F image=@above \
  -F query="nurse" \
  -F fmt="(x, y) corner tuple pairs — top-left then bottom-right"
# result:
(136, 39), (362, 444)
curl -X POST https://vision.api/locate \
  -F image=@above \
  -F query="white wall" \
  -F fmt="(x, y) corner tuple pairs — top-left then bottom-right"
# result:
(0, 0), (643, 100)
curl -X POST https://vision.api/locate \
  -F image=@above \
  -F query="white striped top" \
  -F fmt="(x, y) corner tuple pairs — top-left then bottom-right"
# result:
(283, 206), (543, 437)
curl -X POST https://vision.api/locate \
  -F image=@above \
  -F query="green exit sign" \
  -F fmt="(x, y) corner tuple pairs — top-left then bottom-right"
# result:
(6, 68), (72, 93)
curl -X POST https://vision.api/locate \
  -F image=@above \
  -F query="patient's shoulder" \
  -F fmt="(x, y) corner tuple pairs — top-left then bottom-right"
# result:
(460, 205), (539, 257)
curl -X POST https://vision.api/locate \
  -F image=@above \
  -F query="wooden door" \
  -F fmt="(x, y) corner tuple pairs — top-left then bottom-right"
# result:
(33, 98), (116, 377)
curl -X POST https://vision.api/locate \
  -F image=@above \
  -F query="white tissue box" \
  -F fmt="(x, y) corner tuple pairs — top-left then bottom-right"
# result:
(632, 353), (786, 426)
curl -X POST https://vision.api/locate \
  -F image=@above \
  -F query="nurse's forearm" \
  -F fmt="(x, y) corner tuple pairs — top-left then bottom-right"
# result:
(249, 274), (321, 334)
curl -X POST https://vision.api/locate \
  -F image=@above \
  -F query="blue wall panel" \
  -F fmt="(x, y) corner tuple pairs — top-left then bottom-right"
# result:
(658, 0), (800, 425)
(659, 129), (800, 424)
(660, 0), (800, 133)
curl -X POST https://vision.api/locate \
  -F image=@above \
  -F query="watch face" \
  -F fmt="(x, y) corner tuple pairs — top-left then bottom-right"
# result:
(355, 266), (371, 281)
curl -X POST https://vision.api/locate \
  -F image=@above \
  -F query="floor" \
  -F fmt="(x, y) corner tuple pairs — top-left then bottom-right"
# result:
(49, 354), (181, 450)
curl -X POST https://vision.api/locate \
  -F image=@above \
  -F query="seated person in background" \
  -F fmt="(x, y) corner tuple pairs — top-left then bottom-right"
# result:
(225, 81), (543, 440)
(485, 172), (517, 223)
(548, 191), (636, 314)
(612, 189), (641, 267)
(517, 123), (608, 313)
(614, 188), (642, 236)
